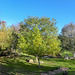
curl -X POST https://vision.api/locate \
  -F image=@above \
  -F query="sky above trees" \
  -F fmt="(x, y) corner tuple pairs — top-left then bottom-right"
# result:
(0, 0), (75, 33)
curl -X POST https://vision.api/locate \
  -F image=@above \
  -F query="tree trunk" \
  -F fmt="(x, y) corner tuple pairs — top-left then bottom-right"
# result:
(35, 56), (40, 68)
(18, 48), (21, 55)
(10, 48), (12, 57)
(38, 58), (40, 68)
(11, 43), (14, 53)
(14, 49), (16, 54)
(36, 56), (38, 62)
(73, 52), (75, 58)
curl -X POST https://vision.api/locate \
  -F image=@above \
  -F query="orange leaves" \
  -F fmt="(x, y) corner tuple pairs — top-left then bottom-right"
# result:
(1, 21), (6, 23)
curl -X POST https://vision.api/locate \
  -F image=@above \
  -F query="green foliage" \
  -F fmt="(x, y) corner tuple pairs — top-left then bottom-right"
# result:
(58, 35), (72, 51)
(27, 26), (46, 57)
(11, 25), (20, 49)
(61, 23), (75, 37)
(19, 16), (61, 57)
(0, 16), (61, 57)
(45, 33), (61, 56)
(0, 23), (13, 50)
(59, 23), (75, 51)
(17, 33), (28, 52)
(61, 50), (73, 58)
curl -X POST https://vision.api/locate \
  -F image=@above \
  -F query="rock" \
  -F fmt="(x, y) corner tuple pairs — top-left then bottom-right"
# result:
(64, 54), (69, 59)
(69, 57), (74, 59)
(73, 52), (75, 58)
(40, 61), (43, 63)
(43, 56), (50, 58)
(29, 59), (34, 63)
(41, 73), (47, 75)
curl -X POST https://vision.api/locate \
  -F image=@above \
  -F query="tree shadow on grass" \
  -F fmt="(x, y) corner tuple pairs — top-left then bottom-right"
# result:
(0, 64), (14, 75)
(0, 57), (58, 75)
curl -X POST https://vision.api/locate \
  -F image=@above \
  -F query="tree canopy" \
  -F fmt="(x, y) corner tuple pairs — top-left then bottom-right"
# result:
(18, 16), (61, 56)
(59, 23), (75, 51)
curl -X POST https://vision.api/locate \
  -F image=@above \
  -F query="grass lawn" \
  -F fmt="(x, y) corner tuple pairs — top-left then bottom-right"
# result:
(0, 54), (75, 75)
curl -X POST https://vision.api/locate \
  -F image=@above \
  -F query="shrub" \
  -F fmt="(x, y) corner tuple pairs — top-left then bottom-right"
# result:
(60, 50), (73, 58)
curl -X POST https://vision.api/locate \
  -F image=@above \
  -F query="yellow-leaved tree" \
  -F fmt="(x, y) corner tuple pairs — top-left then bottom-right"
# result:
(0, 21), (12, 50)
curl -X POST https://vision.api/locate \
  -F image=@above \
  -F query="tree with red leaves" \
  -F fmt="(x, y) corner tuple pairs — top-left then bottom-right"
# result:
(1, 21), (6, 23)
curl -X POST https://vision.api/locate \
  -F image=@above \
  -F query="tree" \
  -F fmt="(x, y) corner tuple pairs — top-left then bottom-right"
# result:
(61, 23), (75, 37)
(19, 16), (61, 67)
(58, 35), (72, 50)
(59, 23), (75, 57)
(0, 21), (12, 50)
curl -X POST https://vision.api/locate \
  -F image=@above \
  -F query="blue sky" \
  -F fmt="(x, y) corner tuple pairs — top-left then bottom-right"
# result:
(0, 0), (75, 33)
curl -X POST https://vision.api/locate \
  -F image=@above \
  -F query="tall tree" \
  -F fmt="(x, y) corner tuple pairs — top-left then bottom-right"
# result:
(61, 23), (75, 37)
(18, 16), (61, 67)
(59, 23), (75, 57)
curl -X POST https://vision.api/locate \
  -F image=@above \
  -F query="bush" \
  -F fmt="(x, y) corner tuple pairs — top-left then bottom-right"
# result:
(60, 50), (73, 58)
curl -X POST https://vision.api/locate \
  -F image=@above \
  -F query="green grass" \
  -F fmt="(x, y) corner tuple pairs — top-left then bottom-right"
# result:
(0, 54), (75, 75)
